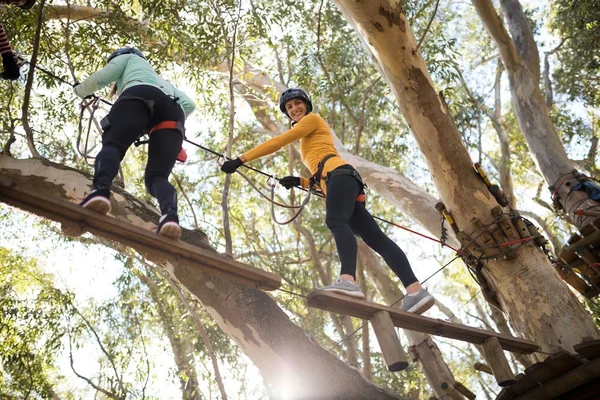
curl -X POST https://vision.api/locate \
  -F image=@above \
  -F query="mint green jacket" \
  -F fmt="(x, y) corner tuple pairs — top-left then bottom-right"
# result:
(74, 54), (196, 118)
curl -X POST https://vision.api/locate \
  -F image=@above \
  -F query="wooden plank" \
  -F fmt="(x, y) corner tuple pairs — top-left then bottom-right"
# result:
(481, 336), (515, 387)
(523, 351), (584, 386)
(573, 340), (600, 361)
(557, 376), (600, 399)
(556, 267), (593, 296)
(508, 373), (541, 397)
(370, 311), (408, 372)
(496, 387), (514, 400)
(307, 291), (539, 354)
(0, 181), (281, 290)
(514, 357), (600, 400)
(567, 230), (600, 252)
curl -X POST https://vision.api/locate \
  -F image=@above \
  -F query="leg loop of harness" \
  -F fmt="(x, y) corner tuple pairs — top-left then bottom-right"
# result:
(146, 120), (187, 163)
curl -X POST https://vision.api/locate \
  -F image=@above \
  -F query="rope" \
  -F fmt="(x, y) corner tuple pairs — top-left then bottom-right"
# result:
(373, 215), (463, 254)
(269, 182), (311, 225)
(551, 172), (576, 200)
(277, 287), (308, 299)
(76, 96), (101, 164)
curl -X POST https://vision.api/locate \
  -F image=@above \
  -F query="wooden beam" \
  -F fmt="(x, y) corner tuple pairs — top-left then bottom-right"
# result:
(514, 357), (600, 400)
(566, 229), (600, 252)
(440, 382), (464, 400)
(573, 339), (600, 361)
(474, 362), (493, 375)
(370, 311), (408, 372)
(481, 337), (515, 387)
(454, 382), (476, 400)
(0, 181), (281, 290)
(307, 291), (539, 354)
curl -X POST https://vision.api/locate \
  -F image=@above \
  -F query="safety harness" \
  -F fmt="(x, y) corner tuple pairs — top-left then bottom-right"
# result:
(313, 154), (366, 202)
(105, 95), (188, 163)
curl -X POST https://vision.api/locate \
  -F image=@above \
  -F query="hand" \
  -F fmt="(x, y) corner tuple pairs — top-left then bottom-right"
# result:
(279, 176), (300, 190)
(220, 157), (243, 174)
(1, 53), (20, 81)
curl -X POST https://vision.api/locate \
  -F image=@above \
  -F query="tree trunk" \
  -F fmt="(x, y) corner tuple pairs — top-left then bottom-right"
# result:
(473, 0), (600, 229)
(0, 156), (403, 400)
(332, 0), (600, 353)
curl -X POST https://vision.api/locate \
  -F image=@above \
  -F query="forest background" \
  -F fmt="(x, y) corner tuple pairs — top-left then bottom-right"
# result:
(0, 0), (599, 398)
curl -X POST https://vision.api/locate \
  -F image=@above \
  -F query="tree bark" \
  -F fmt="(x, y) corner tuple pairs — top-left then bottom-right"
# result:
(332, 0), (600, 353)
(0, 156), (403, 400)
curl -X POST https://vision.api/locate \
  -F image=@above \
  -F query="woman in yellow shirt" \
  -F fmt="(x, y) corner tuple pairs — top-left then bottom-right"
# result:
(221, 88), (434, 314)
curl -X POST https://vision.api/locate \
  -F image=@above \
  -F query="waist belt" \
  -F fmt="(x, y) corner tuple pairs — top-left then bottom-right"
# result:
(327, 167), (366, 202)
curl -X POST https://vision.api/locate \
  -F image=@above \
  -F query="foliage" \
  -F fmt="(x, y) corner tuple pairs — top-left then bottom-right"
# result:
(0, 248), (71, 399)
(550, 0), (600, 107)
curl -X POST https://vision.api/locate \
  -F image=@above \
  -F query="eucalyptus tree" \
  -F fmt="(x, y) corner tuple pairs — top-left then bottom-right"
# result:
(472, 0), (600, 230)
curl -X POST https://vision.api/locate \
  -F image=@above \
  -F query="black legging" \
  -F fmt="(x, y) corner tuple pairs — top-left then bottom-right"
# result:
(325, 165), (418, 287)
(93, 84), (184, 214)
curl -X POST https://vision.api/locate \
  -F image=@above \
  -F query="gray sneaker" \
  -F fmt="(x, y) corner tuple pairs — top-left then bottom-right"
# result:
(317, 277), (365, 299)
(401, 289), (435, 314)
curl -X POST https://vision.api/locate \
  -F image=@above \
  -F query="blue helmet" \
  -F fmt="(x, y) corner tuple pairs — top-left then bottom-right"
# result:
(279, 88), (313, 118)
(107, 47), (145, 64)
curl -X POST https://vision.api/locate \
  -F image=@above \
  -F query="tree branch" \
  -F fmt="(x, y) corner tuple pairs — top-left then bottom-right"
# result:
(21, 0), (46, 158)
(499, 0), (540, 80)
(68, 330), (122, 400)
(415, 0), (441, 52)
(69, 300), (126, 395)
(471, 0), (521, 70)
(173, 173), (200, 229)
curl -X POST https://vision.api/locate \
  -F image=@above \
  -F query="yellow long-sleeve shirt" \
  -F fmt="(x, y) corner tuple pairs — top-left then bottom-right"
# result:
(242, 113), (348, 194)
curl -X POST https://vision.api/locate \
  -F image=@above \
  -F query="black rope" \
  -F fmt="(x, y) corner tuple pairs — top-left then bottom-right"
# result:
(277, 287), (308, 299)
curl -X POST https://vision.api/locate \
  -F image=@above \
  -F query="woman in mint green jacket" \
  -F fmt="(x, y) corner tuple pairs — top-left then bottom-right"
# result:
(74, 47), (196, 240)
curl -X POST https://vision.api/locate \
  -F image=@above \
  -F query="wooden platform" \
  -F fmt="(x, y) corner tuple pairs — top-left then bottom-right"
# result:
(497, 339), (600, 399)
(307, 291), (538, 354)
(0, 180), (281, 291)
(558, 217), (600, 299)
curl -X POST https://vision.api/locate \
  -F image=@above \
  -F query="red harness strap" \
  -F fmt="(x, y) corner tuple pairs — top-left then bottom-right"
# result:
(148, 120), (187, 163)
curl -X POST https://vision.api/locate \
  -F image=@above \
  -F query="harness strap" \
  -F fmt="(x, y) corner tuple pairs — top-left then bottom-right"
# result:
(135, 120), (187, 163)
(115, 96), (155, 114)
(148, 120), (185, 136)
(313, 153), (338, 188)
(326, 167), (366, 203)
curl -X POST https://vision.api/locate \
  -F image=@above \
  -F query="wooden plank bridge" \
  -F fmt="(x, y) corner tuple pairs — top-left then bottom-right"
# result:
(0, 180), (281, 291)
(308, 290), (539, 384)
